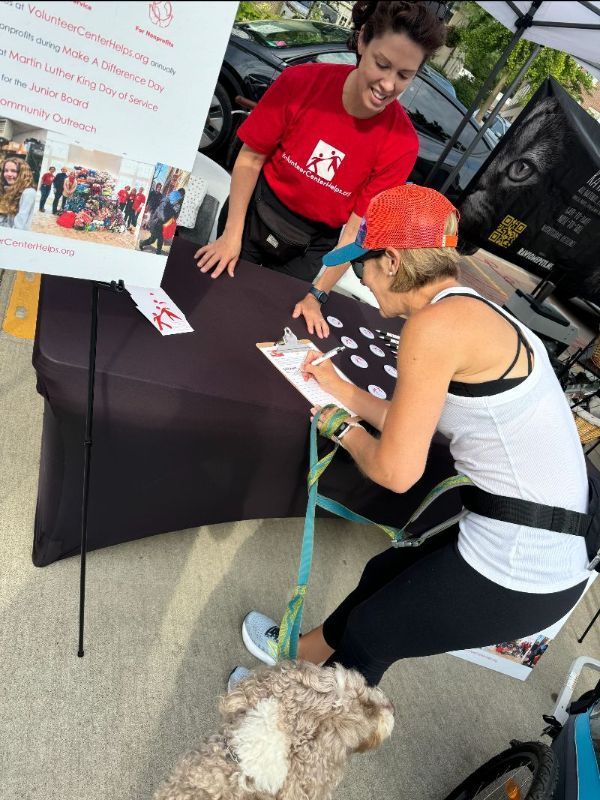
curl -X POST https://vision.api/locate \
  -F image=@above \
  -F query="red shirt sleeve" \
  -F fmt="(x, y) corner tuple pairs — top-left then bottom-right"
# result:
(237, 66), (303, 156)
(352, 108), (419, 218)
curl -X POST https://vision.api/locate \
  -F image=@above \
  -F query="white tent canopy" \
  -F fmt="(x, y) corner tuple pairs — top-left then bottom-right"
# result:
(477, 1), (600, 79)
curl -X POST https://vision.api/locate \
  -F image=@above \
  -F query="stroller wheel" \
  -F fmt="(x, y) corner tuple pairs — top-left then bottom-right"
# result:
(442, 740), (557, 799)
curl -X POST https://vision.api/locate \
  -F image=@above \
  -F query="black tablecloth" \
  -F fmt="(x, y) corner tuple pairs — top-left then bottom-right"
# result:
(32, 237), (458, 566)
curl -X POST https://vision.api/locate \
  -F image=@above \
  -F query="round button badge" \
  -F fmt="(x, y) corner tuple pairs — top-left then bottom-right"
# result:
(359, 326), (374, 339)
(351, 355), (368, 369)
(368, 385), (387, 399)
(327, 316), (343, 328)
(369, 344), (385, 358)
(341, 336), (358, 349)
(384, 364), (398, 379)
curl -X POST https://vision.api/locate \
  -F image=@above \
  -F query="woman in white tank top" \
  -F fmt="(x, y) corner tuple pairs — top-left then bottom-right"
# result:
(238, 184), (591, 688)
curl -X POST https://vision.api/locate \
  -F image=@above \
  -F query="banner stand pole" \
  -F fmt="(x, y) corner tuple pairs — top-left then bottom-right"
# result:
(78, 279), (127, 658)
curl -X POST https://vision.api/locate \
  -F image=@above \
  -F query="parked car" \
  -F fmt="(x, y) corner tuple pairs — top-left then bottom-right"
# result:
(200, 19), (497, 208)
(199, 19), (353, 154)
(473, 108), (512, 143)
(420, 63), (457, 98)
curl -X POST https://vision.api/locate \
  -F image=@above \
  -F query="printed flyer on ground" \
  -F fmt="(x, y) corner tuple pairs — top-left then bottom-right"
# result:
(450, 573), (597, 680)
(0, 1), (237, 286)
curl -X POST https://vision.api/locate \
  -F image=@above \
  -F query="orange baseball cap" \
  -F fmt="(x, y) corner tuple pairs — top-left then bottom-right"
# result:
(322, 184), (459, 267)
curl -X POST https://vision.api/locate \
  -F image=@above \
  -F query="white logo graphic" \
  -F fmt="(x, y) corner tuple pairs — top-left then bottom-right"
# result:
(306, 140), (345, 181)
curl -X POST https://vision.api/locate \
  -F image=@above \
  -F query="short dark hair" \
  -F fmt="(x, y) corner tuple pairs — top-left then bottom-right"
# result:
(349, 1), (447, 61)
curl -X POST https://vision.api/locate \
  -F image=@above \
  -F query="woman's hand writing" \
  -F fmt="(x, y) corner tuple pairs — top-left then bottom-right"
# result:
(302, 351), (343, 395)
(195, 232), (241, 279)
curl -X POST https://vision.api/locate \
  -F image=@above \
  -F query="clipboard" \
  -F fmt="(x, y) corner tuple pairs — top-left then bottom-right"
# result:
(257, 327), (355, 413)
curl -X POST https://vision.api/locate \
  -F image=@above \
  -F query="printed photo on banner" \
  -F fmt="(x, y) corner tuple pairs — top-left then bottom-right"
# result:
(485, 635), (551, 669)
(30, 133), (155, 249)
(137, 163), (190, 256)
(0, 118), (47, 231)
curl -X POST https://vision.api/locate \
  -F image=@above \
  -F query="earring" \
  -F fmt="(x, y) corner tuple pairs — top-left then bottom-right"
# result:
(388, 271), (394, 276)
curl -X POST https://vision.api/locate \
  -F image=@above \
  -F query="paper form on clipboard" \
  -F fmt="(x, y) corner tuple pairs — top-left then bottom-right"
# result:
(256, 339), (356, 414)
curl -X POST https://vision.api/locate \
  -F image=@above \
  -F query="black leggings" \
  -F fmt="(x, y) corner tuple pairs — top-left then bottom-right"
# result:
(322, 526), (587, 686)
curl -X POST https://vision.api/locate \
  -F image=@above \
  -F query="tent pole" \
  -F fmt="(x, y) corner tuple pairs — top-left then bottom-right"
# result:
(424, 0), (542, 187)
(439, 44), (542, 196)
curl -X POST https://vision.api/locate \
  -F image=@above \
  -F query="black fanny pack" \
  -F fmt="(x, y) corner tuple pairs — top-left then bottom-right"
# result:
(460, 473), (600, 572)
(248, 179), (312, 265)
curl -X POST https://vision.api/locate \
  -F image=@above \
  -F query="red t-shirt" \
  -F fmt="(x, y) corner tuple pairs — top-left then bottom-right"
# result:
(133, 192), (146, 212)
(118, 189), (129, 204)
(237, 63), (419, 228)
(41, 172), (55, 186)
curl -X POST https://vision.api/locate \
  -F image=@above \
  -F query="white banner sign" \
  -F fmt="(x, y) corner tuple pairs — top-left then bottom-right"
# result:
(0, 1), (237, 286)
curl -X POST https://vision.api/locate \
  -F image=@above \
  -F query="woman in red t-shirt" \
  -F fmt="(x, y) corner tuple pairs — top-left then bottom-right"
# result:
(196, 1), (447, 337)
(128, 189), (146, 231)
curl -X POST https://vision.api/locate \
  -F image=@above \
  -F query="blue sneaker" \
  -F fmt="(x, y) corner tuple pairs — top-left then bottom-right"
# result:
(242, 611), (279, 666)
(227, 665), (251, 693)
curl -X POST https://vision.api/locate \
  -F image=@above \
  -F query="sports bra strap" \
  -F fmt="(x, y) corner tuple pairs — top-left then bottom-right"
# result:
(437, 291), (534, 378)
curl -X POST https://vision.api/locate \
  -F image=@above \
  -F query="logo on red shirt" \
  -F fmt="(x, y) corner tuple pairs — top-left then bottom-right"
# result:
(305, 140), (345, 181)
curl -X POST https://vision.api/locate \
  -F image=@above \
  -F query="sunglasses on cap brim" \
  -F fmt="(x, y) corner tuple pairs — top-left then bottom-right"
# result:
(350, 249), (387, 281)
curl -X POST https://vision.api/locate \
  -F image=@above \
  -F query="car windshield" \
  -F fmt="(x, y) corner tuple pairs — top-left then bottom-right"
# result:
(234, 21), (349, 47)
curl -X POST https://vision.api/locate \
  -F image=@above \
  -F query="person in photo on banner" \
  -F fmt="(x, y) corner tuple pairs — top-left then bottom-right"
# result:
(117, 185), (131, 212)
(51, 166), (69, 216)
(195, 1), (449, 338)
(129, 187), (146, 232)
(61, 171), (78, 212)
(0, 156), (37, 230)
(236, 184), (591, 688)
(139, 188), (185, 255)
(38, 165), (56, 213)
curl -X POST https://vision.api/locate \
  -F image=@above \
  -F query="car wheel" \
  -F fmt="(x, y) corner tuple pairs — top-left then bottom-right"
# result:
(199, 82), (232, 154)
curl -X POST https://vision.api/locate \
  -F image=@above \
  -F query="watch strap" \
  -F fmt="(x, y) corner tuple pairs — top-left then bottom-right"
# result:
(309, 286), (328, 305)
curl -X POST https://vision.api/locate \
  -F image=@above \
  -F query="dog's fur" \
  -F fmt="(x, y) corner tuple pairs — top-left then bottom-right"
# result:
(153, 660), (394, 800)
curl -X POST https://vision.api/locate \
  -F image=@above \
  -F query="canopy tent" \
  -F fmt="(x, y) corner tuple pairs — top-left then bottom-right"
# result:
(426, 1), (600, 194)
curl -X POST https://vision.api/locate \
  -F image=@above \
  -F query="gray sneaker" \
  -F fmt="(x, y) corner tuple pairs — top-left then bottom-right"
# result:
(227, 665), (251, 693)
(242, 611), (279, 666)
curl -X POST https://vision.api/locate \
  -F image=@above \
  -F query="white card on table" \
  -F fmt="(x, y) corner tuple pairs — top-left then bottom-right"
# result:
(126, 286), (194, 336)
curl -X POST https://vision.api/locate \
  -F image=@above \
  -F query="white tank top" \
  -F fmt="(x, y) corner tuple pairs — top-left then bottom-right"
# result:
(432, 287), (590, 593)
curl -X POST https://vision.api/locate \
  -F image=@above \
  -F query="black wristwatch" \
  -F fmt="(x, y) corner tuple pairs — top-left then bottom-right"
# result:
(309, 286), (329, 305)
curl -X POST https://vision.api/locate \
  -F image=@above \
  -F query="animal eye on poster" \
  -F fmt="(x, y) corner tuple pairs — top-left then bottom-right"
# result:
(0, 1), (237, 287)
(458, 77), (600, 302)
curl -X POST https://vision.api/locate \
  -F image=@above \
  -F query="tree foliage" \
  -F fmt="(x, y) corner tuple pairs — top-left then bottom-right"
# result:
(235, 2), (274, 22)
(451, 1), (594, 112)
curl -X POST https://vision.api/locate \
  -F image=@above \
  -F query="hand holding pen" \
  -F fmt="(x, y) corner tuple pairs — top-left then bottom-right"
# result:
(301, 346), (346, 389)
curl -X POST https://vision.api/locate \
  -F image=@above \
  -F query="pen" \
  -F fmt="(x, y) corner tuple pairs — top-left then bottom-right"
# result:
(376, 329), (400, 339)
(312, 345), (346, 366)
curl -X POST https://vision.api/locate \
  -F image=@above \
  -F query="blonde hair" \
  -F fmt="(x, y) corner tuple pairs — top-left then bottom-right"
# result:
(0, 157), (35, 216)
(387, 211), (460, 293)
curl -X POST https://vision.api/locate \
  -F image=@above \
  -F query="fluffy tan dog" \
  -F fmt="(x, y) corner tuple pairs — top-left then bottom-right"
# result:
(153, 660), (394, 800)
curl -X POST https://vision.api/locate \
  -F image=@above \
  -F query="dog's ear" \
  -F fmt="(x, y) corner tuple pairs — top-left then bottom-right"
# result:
(232, 697), (290, 795)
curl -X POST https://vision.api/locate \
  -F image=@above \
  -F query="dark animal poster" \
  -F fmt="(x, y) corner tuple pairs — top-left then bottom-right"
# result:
(458, 77), (600, 301)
